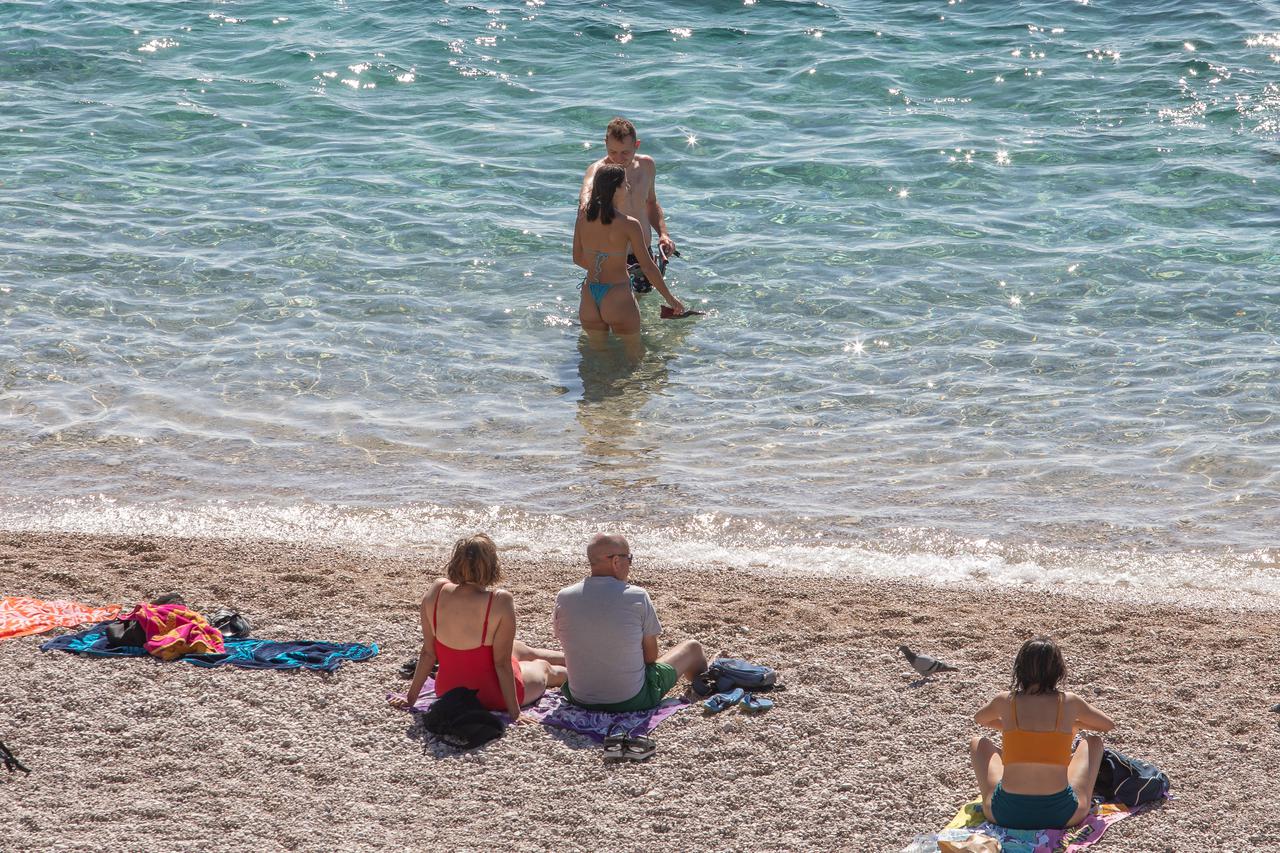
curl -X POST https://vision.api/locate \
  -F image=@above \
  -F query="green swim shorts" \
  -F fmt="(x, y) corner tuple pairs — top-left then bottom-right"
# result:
(562, 662), (679, 712)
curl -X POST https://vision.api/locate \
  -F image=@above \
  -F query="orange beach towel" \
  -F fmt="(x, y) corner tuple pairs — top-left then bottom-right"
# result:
(0, 596), (123, 640)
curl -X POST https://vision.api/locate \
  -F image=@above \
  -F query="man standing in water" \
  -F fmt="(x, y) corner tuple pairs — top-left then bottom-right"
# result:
(578, 117), (677, 294)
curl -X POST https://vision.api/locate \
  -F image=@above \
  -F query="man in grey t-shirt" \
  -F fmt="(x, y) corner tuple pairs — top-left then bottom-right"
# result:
(553, 533), (707, 711)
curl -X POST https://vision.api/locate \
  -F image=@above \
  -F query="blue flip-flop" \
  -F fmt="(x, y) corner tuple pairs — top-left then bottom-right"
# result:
(740, 693), (774, 713)
(702, 687), (745, 713)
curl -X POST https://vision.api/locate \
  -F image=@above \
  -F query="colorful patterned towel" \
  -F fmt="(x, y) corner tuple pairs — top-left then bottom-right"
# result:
(0, 596), (122, 640)
(930, 796), (1161, 853)
(395, 677), (689, 742)
(120, 602), (225, 660)
(41, 623), (378, 672)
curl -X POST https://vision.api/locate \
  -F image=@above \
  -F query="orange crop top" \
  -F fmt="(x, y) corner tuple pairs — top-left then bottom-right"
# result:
(1002, 692), (1073, 766)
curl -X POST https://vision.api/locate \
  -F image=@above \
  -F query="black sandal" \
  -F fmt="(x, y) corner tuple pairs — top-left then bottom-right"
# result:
(602, 723), (629, 763)
(0, 741), (31, 776)
(621, 734), (656, 762)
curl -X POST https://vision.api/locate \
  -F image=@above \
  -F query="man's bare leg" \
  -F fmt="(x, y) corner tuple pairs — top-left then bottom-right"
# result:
(658, 639), (706, 679)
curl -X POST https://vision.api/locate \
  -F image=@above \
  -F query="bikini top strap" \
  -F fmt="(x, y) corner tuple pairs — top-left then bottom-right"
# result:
(480, 591), (494, 644)
(1055, 691), (1063, 729)
(1010, 693), (1020, 729)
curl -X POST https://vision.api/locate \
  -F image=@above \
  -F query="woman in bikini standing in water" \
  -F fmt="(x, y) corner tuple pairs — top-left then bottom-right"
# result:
(970, 636), (1115, 829)
(574, 164), (683, 355)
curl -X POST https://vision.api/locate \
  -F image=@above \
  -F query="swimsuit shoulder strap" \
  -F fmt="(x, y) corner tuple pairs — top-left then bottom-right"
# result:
(432, 583), (444, 632)
(1055, 691), (1064, 729)
(1010, 693), (1020, 729)
(481, 590), (494, 644)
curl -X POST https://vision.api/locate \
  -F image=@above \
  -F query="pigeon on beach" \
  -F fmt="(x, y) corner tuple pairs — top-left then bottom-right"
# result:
(900, 645), (958, 677)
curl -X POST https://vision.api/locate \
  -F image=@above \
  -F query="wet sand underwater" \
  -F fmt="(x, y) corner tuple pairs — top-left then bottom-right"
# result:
(2, 530), (1277, 851)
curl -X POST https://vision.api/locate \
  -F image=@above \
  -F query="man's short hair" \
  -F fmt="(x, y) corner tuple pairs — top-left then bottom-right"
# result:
(587, 533), (622, 565)
(606, 117), (637, 143)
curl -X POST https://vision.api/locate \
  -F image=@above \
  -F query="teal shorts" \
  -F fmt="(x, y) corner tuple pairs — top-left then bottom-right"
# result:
(562, 662), (679, 712)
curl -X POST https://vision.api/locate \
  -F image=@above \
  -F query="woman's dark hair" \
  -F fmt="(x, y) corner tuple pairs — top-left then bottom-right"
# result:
(1011, 636), (1066, 694)
(585, 164), (625, 225)
(444, 533), (501, 587)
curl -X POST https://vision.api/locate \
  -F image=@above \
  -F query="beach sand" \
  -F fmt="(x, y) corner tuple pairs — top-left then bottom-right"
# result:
(1, 530), (1276, 851)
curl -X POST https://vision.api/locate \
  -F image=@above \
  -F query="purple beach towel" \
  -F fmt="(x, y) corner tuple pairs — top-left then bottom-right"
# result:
(395, 677), (689, 742)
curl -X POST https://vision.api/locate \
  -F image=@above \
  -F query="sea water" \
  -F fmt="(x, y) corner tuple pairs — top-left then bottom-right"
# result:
(2, 0), (1278, 604)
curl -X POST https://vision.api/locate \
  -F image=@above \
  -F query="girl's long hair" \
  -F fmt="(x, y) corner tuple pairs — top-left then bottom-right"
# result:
(585, 164), (625, 225)
(1011, 636), (1066, 694)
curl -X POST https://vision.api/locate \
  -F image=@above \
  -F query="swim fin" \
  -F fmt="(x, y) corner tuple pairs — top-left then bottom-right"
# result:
(660, 305), (705, 319)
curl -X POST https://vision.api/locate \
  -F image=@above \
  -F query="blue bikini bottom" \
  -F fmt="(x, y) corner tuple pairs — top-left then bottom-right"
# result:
(585, 281), (627, 307)
(990, 784), (1078, 829)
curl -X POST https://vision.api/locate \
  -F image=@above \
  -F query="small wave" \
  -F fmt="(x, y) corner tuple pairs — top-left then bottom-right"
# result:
(3, 496), (1276, 610)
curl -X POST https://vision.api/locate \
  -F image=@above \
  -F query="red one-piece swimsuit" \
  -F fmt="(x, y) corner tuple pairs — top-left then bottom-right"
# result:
(432, 587), (525, 712)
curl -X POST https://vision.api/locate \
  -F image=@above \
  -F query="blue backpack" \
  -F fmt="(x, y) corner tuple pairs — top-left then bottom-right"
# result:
(694, 658), (779, 696)
(1093, 748), (1170, 806)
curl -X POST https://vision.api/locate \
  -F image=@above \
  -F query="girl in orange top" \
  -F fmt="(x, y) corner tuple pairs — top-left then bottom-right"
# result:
(970, 637), (1115, 830)
(405, 534), (567, 722)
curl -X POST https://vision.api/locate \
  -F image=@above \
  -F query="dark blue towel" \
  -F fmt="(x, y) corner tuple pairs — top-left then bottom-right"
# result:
(41, 622), (378, 672)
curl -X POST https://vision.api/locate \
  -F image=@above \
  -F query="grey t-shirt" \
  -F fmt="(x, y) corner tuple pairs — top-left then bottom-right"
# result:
(553, 576), (662, 705)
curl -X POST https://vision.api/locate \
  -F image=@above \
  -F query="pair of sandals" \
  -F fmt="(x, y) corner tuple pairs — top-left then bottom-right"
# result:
(603, 724), (656, 763)
(702, 687), (773, 714)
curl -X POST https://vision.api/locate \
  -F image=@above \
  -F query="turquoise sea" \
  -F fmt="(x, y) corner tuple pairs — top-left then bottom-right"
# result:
(3, 0), (1279, 602)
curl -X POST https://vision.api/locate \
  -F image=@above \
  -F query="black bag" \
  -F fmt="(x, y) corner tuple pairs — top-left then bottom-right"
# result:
(104, 620), (146, 648)
(104, 593), (191, 648)
(423, 687), (504, 750)
(1093, 747), (1170, 806)
(692, 658), (780, 697)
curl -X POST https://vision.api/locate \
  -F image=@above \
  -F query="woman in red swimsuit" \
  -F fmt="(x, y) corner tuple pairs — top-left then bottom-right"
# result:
(406, 534), (566, 721)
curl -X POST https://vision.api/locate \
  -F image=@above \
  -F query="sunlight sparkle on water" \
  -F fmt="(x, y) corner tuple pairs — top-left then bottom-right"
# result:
(843, 340), (866, 355)
(995, 149), (1010, 165)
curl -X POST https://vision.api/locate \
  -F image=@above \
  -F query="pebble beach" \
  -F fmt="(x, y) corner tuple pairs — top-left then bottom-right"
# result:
(3, 530), (1277, 851)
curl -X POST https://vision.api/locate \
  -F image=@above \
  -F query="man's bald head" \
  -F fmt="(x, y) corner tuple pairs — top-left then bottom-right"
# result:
(587, 533), (631, 578)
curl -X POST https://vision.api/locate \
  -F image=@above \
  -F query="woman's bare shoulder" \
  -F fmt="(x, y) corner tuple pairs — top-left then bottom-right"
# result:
(420, 578), (448, 605)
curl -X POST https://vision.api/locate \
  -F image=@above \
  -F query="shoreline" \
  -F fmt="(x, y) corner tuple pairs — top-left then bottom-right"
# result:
(2, 529), (1277, 850)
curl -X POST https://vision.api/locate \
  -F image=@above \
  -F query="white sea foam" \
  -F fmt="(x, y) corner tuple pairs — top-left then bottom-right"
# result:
(4, 497), (1275, 610)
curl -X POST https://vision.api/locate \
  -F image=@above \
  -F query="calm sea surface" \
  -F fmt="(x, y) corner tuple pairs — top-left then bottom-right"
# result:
(3, 0), (1279, 602)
